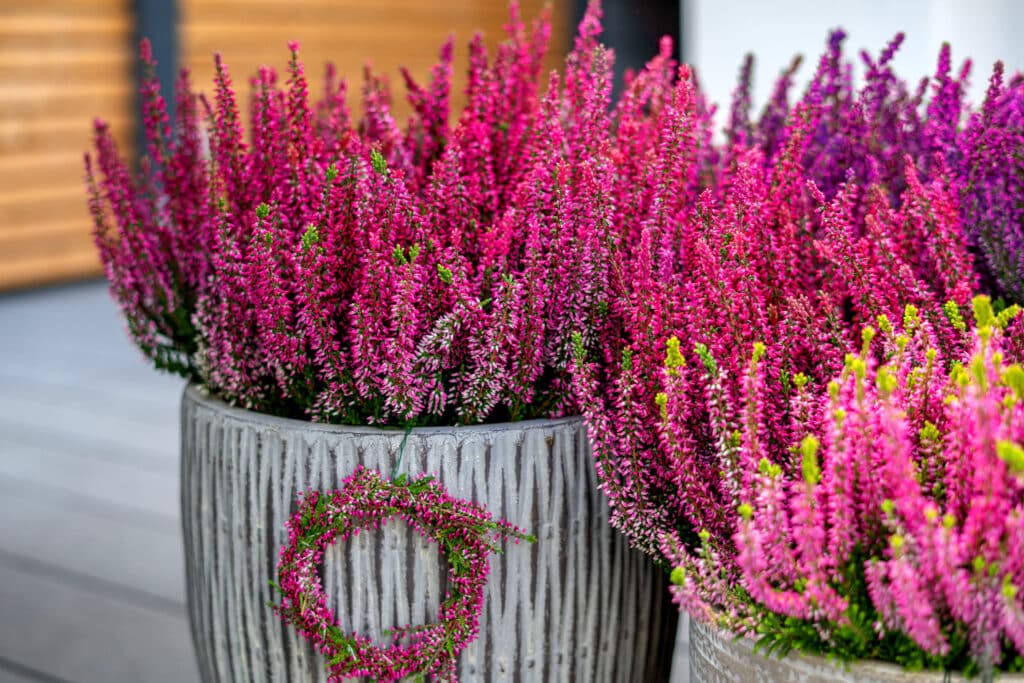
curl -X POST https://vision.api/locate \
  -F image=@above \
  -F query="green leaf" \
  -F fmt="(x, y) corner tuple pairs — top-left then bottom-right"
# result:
(370, 148), (387, 174)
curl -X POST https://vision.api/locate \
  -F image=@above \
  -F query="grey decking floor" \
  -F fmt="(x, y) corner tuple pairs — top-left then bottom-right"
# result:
(0, 281), (196, 683)
(0, 281), (688, 683)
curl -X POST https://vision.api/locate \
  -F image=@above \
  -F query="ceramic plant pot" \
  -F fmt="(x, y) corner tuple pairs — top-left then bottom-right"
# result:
(180, 384), (676, 682)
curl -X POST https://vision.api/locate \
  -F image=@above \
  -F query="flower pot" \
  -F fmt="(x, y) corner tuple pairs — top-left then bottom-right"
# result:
(180, 384), (676, 682)
(689, 617), (1024, 682)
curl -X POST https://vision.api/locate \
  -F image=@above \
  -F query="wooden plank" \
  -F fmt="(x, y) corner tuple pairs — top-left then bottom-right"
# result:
(0, 32), (128, 56)
(0, 252), (100, 288)
(185, 15), (510, 37)
(0, 282), (183, 383)
(0, 151), (95, 192)
(0, 115), (131, 155)
(0, 222), (92, 264)
(180, 5), (569, 43)
(0, 183), (91, 206)
(0, 364), (182, 416)
(0, 435), (180, 519)
(0, 14), (129, 37)
(0, 656), (70, 683)
(183, 55), (461, 90)
(0, 466), (178, 533)
(0, 316), (140, 360)
(0, 415), (179, 473)
(1, 0), (126, 11)
(1, 245), (93, 285)
(0, 477), (185, 602)
(0, 50), (131, 69)
(0, 220), (91, 259)
(0, 129), (130, 163)
(184, 0), (559, 13)
(0, 250), (101, 290)
(0, 84), (133, 119)
(183, 6), (508, 25)
(0, 278), (127, 339)
(181, 0), (570, 32)
(0, 52), (132, 83)
(0, 369), (180, 422)
(0, 390), (179, 454)
(0, 287), (180, 415)
(181, 0), (569, 85)
(0, 560), (198, 683)
(0, 279), (183, 415)
(0, 31), (129, 53)
(184, 23), (543, 57)
(0, 324), (177, 387)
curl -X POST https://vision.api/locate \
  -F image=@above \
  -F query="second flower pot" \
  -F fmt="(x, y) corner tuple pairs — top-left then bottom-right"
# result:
(689, 617), (1024, 682)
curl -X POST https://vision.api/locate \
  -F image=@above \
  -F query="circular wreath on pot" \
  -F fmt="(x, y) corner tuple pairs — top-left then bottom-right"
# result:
(273, 465), (534, 682)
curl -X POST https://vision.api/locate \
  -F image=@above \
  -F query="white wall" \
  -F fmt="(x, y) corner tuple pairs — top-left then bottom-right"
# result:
(683, 0), (1024, 122)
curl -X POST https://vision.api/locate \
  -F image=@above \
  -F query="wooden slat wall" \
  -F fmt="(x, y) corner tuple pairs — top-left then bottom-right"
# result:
(180, 0), (571, 123)
(0, 1), (570, 292)
(0, 0), (135, 290)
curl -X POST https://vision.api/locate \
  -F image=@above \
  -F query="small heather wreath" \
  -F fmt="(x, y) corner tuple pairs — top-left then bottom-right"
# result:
(274, 465), (534, 682)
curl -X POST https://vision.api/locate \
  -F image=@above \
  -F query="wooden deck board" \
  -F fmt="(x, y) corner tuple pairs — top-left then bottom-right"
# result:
(0, 393), (179, 456)
(0, 561), (198, 683)
(0, 656), (70, 683)
(0, 435), (179, 517)
(0, 448), (185, 605)
(0, 370), (181, 423)
(0, 281), (195, 682)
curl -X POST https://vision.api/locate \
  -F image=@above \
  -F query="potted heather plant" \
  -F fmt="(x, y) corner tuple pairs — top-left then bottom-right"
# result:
(86, 4), (676, 681)
(570, 29), (1024, 682)
(673, 301), (1024, 683)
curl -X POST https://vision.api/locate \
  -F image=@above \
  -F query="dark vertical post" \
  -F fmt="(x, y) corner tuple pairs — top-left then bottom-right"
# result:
(133, 0), (179, 156)
(572, 0), (682, 99)
(678, 0), (692, 65)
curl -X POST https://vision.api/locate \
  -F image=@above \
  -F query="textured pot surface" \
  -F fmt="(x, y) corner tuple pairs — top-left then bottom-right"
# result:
(690, 617), (1024, 682)
(181, 385), (675, 682)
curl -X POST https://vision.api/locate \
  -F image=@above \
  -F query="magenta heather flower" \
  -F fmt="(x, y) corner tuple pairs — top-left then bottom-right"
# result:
(87, 3), (622, 426)
(688, 299), (1024, 674)
(88, 10), (1024, 669)
(559, 20), (1024, 674)
(573, 115), (975, 555)
(733, 30), (1024, 304)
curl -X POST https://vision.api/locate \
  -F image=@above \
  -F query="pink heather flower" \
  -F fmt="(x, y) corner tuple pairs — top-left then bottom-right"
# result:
(658, 300), (1022, 672)
(89, 3), (627, 427)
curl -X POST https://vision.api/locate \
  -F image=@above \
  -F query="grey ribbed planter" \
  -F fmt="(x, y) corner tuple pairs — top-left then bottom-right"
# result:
(181, 385), (676, 682)
(689, 617), (1024, 682)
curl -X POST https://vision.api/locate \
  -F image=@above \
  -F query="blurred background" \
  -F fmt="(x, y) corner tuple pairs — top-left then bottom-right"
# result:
(685, 0), (1024, 132)
(1, 0), (581, 291)
(0, 1), (1019, 682)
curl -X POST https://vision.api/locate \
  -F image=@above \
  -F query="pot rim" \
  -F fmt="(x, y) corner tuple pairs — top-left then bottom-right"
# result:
(183, 382), (583, 437)
(690, 614), (1024, 681)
